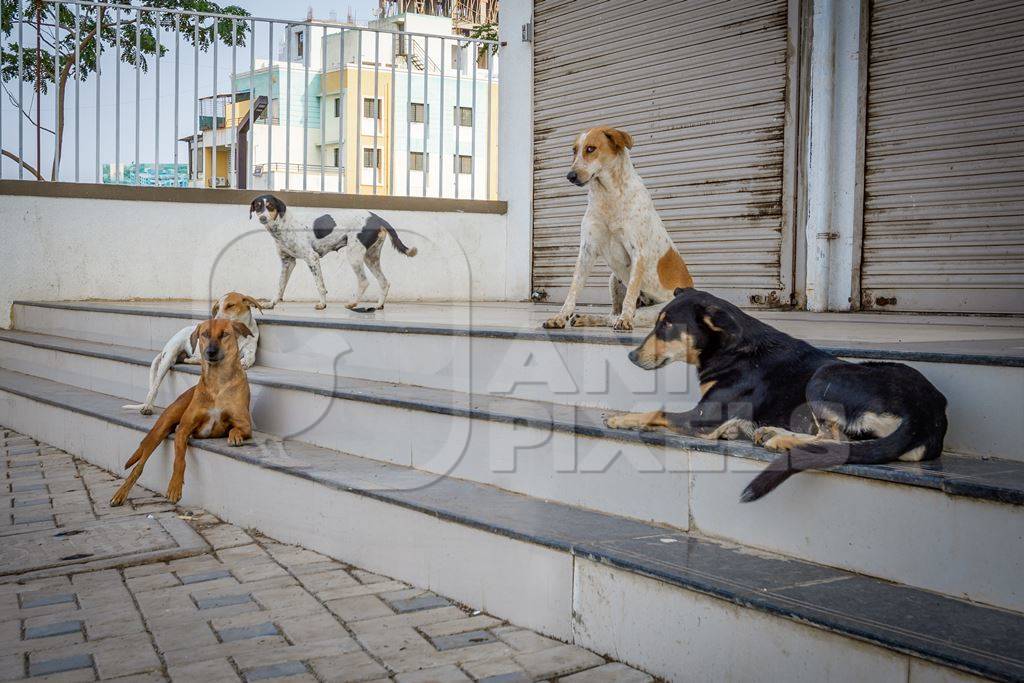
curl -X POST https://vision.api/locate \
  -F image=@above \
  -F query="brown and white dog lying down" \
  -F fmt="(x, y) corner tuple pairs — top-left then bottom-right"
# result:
(542, 126), (693, 332)
(605, 288), (948, 501)
(110, 318), (254, 506)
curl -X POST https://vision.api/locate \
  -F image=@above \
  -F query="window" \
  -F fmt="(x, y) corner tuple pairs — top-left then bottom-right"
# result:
(333, 97), (340, 118)
(363, 148), (381, 169)
(333, 148), (340, 168)
(296, 31), (304, 58)
(409, 102), (427, 123)
(362, 98), (382, 119)
(454, 106), (473, 127)
(409, 151), (427, 172)
(450, 43), (468, 71)
(453, 154), (472, 174)
(477, 47), (490, 70)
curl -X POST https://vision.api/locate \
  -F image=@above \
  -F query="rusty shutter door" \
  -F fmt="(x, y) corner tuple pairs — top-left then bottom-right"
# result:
(861, 0), (1024, 313)
(531, 0), (795, 307)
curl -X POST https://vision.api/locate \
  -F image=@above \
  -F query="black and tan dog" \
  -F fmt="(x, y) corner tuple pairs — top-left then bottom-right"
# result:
(605, 288), (948, 501)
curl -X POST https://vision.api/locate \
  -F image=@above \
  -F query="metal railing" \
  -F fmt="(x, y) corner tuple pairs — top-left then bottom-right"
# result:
(0, 0), (500, 199)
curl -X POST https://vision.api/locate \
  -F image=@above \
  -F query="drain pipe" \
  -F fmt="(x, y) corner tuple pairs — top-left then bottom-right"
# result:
(804, 0), (837, 312)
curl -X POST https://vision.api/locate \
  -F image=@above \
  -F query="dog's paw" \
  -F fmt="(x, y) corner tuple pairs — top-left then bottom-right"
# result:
(139, 406), (153, 416)
(264, 300), (279, 310)
(314, 302), (327, 311)
(165, 480), (183, 504)
(612, 315), (634, 332)
(109, 488), (129, 507)
(605, 414), (632, 430)
(344, 302), (359, 310)
(753, 426), (792, 451)
(227, 430), (246, 447)
(542, 316), (566, 330)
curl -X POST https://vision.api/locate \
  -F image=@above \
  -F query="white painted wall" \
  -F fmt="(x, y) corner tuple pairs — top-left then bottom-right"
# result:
(497, 0), (534, 301)
(0, 194), (509, 328)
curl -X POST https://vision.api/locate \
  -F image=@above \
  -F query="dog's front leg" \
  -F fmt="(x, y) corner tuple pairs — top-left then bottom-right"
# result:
(267, 255), (296, 309)
(543, 236), (596, 329)
(227, 413), (253, 447)
(613, 252), (646, 331)
(306, 254), (329, 310)
(166, 417), (198, 503)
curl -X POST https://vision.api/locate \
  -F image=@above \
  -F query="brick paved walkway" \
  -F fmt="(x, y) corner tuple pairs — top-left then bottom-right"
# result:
(0, 429), (652, 683)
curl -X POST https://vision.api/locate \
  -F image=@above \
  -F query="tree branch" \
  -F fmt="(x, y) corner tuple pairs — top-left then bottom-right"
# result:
(2, 150), (44, 180)
(1, 84), (55, 134)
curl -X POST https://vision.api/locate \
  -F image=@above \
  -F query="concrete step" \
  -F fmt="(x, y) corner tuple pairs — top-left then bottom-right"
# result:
(12, 300), (1024, 461)
(1, 328), (1022, 613)
(0, 368), (1019, 683)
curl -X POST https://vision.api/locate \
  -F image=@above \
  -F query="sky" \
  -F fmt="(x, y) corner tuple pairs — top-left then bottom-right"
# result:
(0, 0), (384, 181)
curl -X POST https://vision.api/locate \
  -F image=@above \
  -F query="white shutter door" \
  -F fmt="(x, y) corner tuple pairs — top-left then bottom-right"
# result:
(861, 0), (1024, 313)
(532, 0), (795, 307)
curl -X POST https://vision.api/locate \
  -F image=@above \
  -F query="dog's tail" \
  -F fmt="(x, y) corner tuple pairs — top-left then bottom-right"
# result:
(382, 222), (417, 257)
(740, 420), (927, 503)
(123, 386), (195, 469)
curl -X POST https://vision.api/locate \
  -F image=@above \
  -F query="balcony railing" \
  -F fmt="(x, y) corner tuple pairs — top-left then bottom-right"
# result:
(0, 0), (499, 199)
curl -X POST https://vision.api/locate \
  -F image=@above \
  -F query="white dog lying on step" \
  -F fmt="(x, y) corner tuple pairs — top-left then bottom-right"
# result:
(122, 292), (261, 415)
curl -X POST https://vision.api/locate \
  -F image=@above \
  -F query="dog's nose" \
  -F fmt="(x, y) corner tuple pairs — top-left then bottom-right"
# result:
(205, 347), (219, 360)
(566, 171), (578, 184)
(628, 349), (639, 364)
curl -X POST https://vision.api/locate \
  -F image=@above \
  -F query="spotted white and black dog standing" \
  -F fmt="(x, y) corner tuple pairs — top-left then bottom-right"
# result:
(542, 126), (694, 332)
(249, 194), (417, 311)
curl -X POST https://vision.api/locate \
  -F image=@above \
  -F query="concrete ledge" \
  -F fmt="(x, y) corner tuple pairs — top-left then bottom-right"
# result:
(0, 369), (1018, 682)
(0, 180), (508, 215)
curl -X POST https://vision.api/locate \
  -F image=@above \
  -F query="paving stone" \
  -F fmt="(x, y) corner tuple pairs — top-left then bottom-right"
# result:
(559, 663), (653, 683)
(218, 621), (280, 643)
(151, 622), (219, 656)
(420, 616), (503, 639)
(12, 497), (49, 508)
(395, 665), (471, 683)
(11, 482), (46, 493)
(25, 620), (83, 639)
(196, 593), (254, 610)
(461, 658), (530, 682)
(495, 629), (560, 653)
(387, 594), (451, 614)
(324, 595), (394, 622)
(318, 580), (409, 602)
(168, 657), (240, 682)
(429, 630), (497, 652)
(307, 651), (388, 683)
(477, 674), (531, 683)
(514, 645), (605, 679)
(243, 661), (308, 681)
(127, 572), (181, 593)
(179, 569), (233, 585)
(0, 653), (25, 681)
(350, 570), (390, 585)
(202, 525), (254, 550)
(276, 614), (351, 645)
(13, 512), (54, 525)
(28, 653), (94, 677)
(20, 592), (77, 609)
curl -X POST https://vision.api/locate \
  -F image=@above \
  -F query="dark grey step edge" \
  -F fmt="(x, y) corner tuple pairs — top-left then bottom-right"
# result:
(13, 300), (1024, 368)
(0, 367), (1021, 683)
(2, 329), (1022, 507)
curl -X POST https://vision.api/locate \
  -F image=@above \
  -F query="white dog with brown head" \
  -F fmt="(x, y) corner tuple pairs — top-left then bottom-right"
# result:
(122, 292), (262, 415)
(542, 126), (693, 332)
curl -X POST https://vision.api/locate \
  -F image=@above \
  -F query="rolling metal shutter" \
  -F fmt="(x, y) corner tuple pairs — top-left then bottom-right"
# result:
(861, 0), (1024, 313)
(531, 0), (795, 307)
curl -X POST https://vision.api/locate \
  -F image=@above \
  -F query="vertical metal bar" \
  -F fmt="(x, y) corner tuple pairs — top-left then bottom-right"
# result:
(231, 19), (236, 189)
(438, 36), (444, 198)
(302, 23), (309, 191)
(320, 25), (326, 192)
(421, 34), (427, 198)
(486, 40), (493, 200)
(212, 15), (218, 187)
(372, 30), (378, 194)
(74, 1), (79, 182)
(405, 34), (411, 196)
(267, 21), (273, 188)
(192, 14), (198, 186)
(248, 18), (254, 189)
(389, 29), (395, 194)
(154, 9), (160, 180)
(355, 28), (361, 195)
(339, 27), (344, 193)
(173, 15), (180, 186)
(285, 26), (290, 189)
(95, 4), (102, 182)
(231, 18), (237, 188)
(16, 0), (24, 179)
(470, 41), (477, 199)
(115, 8), (120, 181)
(134, 7), (140, 185)
(54, 7), (60, 180)
(454, 39), (460, 198)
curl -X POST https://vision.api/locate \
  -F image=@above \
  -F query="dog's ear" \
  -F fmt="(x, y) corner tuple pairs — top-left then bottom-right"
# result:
(231, 322), (254, 338)
(270, 195), (287, 216)
(211, 298), (222, 317)
(673, 287), (692, 297)
(240, 294), (264, 312)
(190, 324), (202, 351)
(249, 198), (259, 219)
(603, 128), (634, 151)
(700, 303), (739, 336)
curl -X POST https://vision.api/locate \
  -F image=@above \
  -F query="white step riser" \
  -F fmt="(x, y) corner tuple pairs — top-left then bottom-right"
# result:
(0, 389), (985, 683)
(2, 340), (1021, 613)
(13, 304), (1023, 461)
